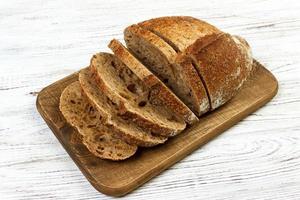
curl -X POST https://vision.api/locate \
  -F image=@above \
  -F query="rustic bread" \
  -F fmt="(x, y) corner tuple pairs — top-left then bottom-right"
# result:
(124, 24), (209, 116)
(59, 81), (137, 160)
(108, 39), (199, 123)
(135, 16), (253, 110)
(79, 68), (168, 146)
(89, 53), (187, 136)
(138, 16), (221, 52)
(184, 33), (253, 109)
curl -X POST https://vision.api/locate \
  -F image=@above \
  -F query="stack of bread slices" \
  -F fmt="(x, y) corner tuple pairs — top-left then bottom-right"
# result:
(59, 16), (253, 160)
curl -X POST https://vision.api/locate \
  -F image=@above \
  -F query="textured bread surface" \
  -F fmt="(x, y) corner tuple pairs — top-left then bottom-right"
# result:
(59, 81), (137, 160)
(89, 53), (186, 136)
(109, 38), (199, 123)
(138, 16), (253, 110)
(138, 16), (221, 52)
(174, 55), (210, 115)
(60, 16), (253, 159)
(185, 33), (253, 109)
(79, 68), (168, 146)
(124, 25), (209, 116)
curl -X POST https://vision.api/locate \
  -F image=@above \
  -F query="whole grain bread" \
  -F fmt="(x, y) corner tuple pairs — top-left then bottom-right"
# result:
(109, 39), (199, 123)
(135, 16), (253, 110)
(79, 68), (168, 146)
(59, 81), (137, 160)
(89, 53), (187, 136)
(184, 33), (253, 109)
(138, 16), (221, 52)
(124, 24), (210, 116)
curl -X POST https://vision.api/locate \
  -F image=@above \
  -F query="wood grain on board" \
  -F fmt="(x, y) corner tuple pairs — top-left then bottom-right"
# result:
(36, 60), (278, 196)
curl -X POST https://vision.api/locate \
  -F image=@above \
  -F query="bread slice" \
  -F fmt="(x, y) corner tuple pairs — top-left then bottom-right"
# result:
(59, 81), (137, 160)
(138, 16), (221, 52)
(124, 24), (209, 116)
(108, 39), (199, 123)
(184, 33), (253, 109)
(89, 53), (186, 136)
(79, 68), (168, 146)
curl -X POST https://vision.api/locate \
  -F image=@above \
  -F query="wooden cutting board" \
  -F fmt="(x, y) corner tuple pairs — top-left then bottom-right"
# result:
(36, 60), (278, 197)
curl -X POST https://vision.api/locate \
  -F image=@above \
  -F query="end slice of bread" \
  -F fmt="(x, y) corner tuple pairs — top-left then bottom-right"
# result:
(79, 68), (168, 146)
(124, 24), (210, 116)
(109, 39), (199, 123)
(59, 81), (137, 160)
(185, 33), (253, 109)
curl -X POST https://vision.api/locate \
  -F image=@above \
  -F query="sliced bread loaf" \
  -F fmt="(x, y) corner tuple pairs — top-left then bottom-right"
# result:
(79, 68), (168, 146)
(108, 39), (199, 123)
(59, 81), (137, 160)
(124, 24), (209, 116)
(131, 17), (253, 111)
(138, 16), (221, 52)
(184, 33), (253, 109)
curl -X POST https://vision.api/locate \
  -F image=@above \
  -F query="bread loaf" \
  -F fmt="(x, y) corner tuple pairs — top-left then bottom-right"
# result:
(59, 16), (254, 161)
(183, 33), (253, 109)
(128, 16), (253, 111)
(59, 82), (137, 160)
(124, 24), (209, 116)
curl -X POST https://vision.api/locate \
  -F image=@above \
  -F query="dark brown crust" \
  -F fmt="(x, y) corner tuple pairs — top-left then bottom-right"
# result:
(109, 39), (198, 124)
(185, 33), (253, 110)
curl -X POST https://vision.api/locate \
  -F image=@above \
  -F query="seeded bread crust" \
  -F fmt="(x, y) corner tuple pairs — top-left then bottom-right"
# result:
(89, 53), (186, 137)
(59, 81), (137, 160)
(109, 38), (199, 124)
(124, 25), (209, 116)
(79, 68), (168, 146)
(138, 16), (221, 52)
(184, 33), (253, 109)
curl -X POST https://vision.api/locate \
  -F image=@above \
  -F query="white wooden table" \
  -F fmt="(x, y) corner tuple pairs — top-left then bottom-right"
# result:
(1, 0), (300, 199)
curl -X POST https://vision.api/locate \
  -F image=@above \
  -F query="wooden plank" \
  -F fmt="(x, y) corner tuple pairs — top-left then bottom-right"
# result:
(36, 60), (278, 196)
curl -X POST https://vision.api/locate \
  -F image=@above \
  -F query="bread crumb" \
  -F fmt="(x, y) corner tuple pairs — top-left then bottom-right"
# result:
(29, 91), (39, 96)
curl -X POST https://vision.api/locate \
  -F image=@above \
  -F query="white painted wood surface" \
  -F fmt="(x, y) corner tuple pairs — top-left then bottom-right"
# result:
(0, 0), (300, 199)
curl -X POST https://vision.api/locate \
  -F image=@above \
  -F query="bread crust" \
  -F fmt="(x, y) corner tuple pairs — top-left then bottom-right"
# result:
(139, 16), (253, 110)
(124, 24), (210, 116)
(138, 16), (221, 52)
(184, 33), (253, 109)
(175, 55), (210, 115)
